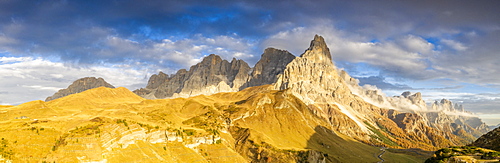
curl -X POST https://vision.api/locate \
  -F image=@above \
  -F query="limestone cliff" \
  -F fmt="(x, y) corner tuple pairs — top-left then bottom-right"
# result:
(271, 35), (390, 142)
(45, 77), (115, 101)
(135, 47), (295, 99)
(242, 48), (295, 89)
(133, 54), (251, 99)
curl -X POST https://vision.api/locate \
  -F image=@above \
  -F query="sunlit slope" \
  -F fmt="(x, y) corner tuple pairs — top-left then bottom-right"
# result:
(48, 86), (144, 107)
(0, 86), (422, 162)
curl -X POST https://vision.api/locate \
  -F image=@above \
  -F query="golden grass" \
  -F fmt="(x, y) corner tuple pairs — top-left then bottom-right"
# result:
(0, 86), (424, 162)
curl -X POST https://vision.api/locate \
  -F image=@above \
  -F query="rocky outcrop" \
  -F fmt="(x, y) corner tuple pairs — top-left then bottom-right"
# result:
(173, 54), (251, 98)
(45, 77), (115, 101)
(428, 99), (490, 137)
(300, 35), (332, 65)
(135, 48), (295, 99)
(133, 54), (251, 99)
(401, 91), (426, 107)
(146, 71), (169, 89)
(471, 126), (500, 151)
(242, 48), (295, 89)
(273, 35), (383, 141)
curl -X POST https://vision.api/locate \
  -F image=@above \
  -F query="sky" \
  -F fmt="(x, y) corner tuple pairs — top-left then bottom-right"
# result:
(0, 0), (499, 125)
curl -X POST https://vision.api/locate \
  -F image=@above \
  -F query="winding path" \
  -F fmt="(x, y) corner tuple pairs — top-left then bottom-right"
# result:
(377, 147), (386, 163)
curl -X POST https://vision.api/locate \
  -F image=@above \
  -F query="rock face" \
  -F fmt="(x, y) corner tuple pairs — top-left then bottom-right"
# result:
(133, 54), (251, 99)
(242, 48), (295, 89)
(427, 99), (490, 137)
(401, 91), (426, 107)
(270, 35), (395, 142)
(472, 126), (500, 151)
(134, 48), (295, 99)
(45, 77), (115, 101)
(270, 35), (486, 149)
(300, 35), (332, 65)
(339, 67), (489, 143)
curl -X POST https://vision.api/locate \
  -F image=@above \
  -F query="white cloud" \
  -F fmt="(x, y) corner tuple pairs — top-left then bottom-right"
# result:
(0, 57), (149, 105)
(0, 33), (257, 105)
(477, 114), (500, 126)
(50, 74), (64, 79)
(262, 22), (500, 88)
(93, 34), (256, 69)
(21, 85), (61, 91)
(262, 23), (434, 79)
(399, 35), (434, 54)
(0, 56), (31, 64)
(441, 39), (467, 51)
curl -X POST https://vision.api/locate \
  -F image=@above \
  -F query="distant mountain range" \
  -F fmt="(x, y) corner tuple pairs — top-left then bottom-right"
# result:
(25, 35), (493, 162)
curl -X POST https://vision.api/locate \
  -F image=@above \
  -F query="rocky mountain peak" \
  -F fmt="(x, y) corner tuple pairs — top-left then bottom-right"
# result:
(243, 48), (295, 88)
(400, 91), (425, 106)
(300, 34), (332, 64)
(440, 99), (452, 105)
(133, 54), (251, 99)
(201, 54), (223, 65)
(432, 99), (462, 112)
(401, 91), (412, 98)
(45, 77), (115, 101)
(146, 71), (169, 89)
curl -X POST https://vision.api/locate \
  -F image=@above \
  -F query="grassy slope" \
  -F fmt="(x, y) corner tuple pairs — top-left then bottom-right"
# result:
(0, 86), (423, 162)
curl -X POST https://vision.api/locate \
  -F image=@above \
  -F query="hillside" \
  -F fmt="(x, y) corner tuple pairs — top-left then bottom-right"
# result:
(472, 126), (500, 151)
(0, 86), (424, 162)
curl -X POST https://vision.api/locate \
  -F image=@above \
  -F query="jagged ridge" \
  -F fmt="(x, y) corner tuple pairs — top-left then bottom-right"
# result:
(134, 48), (295, 99)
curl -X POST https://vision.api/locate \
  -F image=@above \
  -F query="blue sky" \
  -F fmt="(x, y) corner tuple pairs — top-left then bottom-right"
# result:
(0, 0), (499, 125)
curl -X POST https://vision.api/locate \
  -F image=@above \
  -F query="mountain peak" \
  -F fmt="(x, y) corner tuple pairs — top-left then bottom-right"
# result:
(45, 77), (115, 101)
(300, 35), (332, 64)
(201, 54), (223, 65)
(243, 47), (295, 88)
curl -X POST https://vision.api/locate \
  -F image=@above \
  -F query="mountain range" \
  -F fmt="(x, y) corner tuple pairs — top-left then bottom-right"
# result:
(130, 35), (489, 146)
(1, 35), (495, 162)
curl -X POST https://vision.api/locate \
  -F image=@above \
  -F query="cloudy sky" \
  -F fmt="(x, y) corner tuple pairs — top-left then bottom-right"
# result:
(0, 0), (499, 125)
